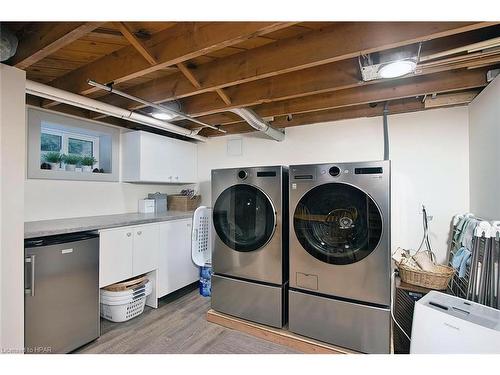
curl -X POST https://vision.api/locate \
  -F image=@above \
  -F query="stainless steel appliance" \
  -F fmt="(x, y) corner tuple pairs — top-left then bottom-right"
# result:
(288, 161), (391, 353)
(211, 166), (288, 327)
(24, 232), (100, 354)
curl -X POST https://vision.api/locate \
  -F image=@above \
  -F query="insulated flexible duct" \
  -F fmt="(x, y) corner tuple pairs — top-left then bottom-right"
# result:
(230, 108), (285, 141)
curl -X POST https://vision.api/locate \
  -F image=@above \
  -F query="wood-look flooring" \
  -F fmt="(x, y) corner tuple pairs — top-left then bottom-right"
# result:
(75, 285), (299, 354)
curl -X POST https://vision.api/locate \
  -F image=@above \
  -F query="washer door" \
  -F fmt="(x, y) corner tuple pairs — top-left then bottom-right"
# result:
(213, 184), (276, 252)
(293, 183), (382, 265)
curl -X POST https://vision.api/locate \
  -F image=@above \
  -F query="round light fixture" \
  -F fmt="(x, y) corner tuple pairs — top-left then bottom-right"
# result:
(379, 60), (416, 79)
(151, 111), (175, 121)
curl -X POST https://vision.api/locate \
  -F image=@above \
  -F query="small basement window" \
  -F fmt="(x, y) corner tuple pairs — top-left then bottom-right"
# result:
(27, 107), (120, 182)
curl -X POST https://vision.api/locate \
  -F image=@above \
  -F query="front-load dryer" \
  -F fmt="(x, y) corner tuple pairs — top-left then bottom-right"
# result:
(211, 166), (288, 328)
(288, 160), (391, 353)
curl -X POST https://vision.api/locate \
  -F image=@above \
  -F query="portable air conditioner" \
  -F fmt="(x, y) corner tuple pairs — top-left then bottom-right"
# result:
(410, 291), (500, 354)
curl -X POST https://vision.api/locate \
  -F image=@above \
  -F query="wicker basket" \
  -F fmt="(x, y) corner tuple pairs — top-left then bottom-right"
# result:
(167, 194), (201, 211)
(397, 263), (455, 290)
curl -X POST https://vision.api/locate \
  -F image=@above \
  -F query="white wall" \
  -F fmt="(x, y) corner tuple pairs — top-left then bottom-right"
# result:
(0, 64), (25, 352)
(197, 107), (470, 263)
(24, 180), (190, 222)
(469, 75), (500, 220)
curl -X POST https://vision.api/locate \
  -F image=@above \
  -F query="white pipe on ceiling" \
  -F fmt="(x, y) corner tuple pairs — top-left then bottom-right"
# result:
(25, 80), (207, 142)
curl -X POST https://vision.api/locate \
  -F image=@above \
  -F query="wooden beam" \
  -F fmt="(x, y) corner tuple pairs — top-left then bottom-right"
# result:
(183, 63), (492, 116)
(215, 88), (232, 105)
(184, 68), (488, 131)
(199, 97), (440, 137)
(424, 90), (479, 108)
(114, 22), (157, 65)
(95, 22), (497, 110)
(10, 22), (104, 69)
(176, 62), (202, 88)
(180, 59), (360, 116)
(48, 22), (297, 95)
(248, 68), (488, 119)
(177, 62), (232, 105)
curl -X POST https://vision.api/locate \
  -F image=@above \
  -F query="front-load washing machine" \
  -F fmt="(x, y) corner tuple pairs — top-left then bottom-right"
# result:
(211, 166), (288, 328)
(288, 160), (391, 353)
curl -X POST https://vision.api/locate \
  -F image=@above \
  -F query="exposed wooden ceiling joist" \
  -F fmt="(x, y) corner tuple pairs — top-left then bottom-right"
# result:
(424, 90), (479, 108)
(200, 98), (427, 136)
(114, 22), (158, 65)
(168, 69), (487, 134)
(10, 22), (104, 69)
(176, 61), (232, 105)
(94, 22), (496, 110)
(248, 68), (489, 119)
(174, 68), (488, 129)
(46, 22), (297, 96)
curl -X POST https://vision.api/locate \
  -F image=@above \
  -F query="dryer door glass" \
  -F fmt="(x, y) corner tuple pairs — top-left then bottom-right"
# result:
(213, 184), (276, 252)
(294, 183), (382, 265)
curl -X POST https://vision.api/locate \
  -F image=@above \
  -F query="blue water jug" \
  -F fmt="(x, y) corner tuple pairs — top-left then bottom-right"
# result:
(199, 265), (212, 297)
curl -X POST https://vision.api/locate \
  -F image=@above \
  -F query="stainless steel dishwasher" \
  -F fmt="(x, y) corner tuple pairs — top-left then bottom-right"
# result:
(24, 232), (100, 354)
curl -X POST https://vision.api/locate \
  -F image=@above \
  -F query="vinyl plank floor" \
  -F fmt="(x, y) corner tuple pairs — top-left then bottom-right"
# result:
(75, 286), (299, 354)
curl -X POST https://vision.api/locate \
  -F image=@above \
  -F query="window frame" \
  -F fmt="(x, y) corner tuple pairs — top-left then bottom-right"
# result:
(27, 106), (119, 182)
(40, 126), (100, 168)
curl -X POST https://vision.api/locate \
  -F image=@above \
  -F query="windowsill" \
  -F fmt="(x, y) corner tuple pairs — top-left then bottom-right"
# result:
(32, 169), (118, 182)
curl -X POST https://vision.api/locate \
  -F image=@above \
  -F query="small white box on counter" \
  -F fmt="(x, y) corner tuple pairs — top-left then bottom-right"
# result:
(138, 199), (155, 213)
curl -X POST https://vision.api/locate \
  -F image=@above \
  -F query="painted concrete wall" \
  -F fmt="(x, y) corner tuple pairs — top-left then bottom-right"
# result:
(469, 75), (500, 220)
(0, 64), (26, 352)
(197, 107), (470, 263)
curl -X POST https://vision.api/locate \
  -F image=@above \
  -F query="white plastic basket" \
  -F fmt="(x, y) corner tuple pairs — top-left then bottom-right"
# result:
(100, 281), (152, 322)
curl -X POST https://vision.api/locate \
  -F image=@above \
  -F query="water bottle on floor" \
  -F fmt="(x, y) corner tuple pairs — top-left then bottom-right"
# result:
(199, 265), (212, 297)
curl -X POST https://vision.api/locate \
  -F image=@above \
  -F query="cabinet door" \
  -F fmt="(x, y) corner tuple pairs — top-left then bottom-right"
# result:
(170, 140), (197, 183)
(99, 227), (134, 287)
(158, 219), (199, 297)
(139, 132), (174, 182)
(132, 224), (160, 276)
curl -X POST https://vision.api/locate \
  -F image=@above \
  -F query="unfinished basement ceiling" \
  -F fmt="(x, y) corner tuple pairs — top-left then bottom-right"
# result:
(4, 21), (500, 137)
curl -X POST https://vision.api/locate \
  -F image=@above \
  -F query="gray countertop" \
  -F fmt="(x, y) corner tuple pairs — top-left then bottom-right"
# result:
(24, 210), (194, 239)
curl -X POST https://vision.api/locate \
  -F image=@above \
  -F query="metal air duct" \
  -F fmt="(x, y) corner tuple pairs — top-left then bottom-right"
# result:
(230, 108), (285, 141)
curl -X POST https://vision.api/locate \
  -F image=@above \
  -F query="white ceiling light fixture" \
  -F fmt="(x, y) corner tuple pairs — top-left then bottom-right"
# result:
(378, 59), (417, 79)
(151, 111), (176, 121)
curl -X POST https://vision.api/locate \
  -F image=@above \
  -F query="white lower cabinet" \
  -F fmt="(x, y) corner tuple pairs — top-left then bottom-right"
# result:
(158, 219), (199, 298)
(99, 219), (197, 303)
(99, 226), (134, 288)
(99, 223), (159, 288)
(132, 225), (159, 276)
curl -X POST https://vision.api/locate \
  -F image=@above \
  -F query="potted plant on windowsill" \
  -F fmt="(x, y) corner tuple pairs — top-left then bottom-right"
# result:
(81, 156), (98, 172)
(42, 152), (62, 170)
(62, 154), (81, 172)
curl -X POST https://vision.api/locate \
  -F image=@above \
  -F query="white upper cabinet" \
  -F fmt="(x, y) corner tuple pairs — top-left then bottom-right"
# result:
(121, 130), (197, 184)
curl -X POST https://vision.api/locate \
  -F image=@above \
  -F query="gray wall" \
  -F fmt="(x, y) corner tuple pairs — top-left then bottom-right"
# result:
(0, 64), (25, 351)
(469, 75), (500, 220)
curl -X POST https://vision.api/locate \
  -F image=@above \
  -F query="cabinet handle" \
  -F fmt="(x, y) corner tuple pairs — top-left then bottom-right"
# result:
(25, 255), (36, 297)
(126, 232), (132, 237)
(137, 231), (142, 236)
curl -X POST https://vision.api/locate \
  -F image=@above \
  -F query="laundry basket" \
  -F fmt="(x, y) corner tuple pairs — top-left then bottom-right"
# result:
(397, 262), (455, 290)
(100, 276), (152, 322)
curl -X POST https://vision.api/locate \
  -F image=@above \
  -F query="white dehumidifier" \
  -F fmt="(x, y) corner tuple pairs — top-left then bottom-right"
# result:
(410, 291), (500, 353)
